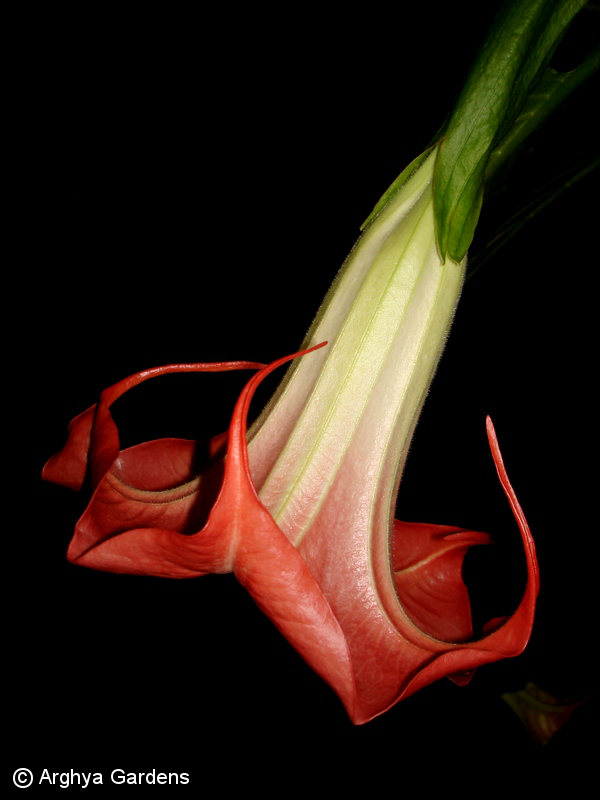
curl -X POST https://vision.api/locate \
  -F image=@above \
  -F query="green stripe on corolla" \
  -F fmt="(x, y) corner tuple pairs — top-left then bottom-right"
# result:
(249, 148), (465, 546)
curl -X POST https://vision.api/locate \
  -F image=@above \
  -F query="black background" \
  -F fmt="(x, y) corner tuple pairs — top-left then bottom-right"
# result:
(10, 2), (598, 788)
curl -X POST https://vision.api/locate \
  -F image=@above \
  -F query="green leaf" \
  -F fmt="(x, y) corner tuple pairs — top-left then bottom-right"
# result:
(433, 0), (588, 262)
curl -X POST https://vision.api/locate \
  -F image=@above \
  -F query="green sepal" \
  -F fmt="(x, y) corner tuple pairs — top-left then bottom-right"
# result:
(434, 0), (588, 263)
(448, 181), (484, 267)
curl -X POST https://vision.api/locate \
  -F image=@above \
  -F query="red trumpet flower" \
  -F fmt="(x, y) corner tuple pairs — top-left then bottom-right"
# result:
(44, 150), (538, 723)
(44, 346), (537, 723)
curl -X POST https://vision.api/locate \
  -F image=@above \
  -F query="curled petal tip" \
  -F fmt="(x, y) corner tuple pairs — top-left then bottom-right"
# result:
(44, 149), (539, 722)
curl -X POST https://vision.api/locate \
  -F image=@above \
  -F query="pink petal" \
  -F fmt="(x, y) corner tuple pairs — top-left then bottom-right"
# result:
(44, 351), (538, 725)
(44, 347), (357, 711)
(393, 521), (492, 643)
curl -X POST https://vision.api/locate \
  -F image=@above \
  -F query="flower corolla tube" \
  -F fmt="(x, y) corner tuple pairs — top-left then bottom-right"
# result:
(44, 148), (538, 724)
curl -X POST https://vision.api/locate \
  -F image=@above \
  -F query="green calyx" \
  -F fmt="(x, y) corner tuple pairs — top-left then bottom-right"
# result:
(431, 0), (596, 263)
